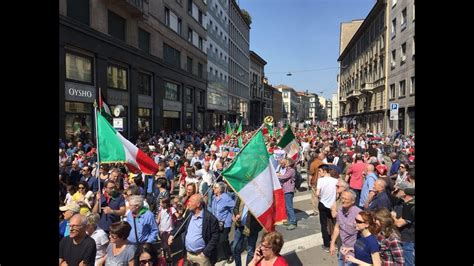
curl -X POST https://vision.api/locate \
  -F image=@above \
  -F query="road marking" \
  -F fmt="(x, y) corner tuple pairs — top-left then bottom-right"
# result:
(294, 193), (311, 202)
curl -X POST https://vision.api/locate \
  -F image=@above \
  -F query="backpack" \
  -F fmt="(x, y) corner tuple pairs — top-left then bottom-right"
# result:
(294, 170), (303, 190)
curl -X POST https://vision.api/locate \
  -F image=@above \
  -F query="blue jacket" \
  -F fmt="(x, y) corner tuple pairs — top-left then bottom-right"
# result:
(389, 160), (401, 177)
(211, 192), (235, 228)
(126, 208), (158, 244)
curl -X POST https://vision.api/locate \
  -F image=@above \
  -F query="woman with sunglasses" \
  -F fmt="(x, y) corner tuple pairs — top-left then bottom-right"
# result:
(249, 231), (288, 266)
(133, 243), (161, 266)
(72, 181), (93, 215)
(342, 210), (381, 266)
(101, 221), (136, 266)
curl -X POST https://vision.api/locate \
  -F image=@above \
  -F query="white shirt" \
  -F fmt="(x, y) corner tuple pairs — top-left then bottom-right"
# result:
(90, 228), (109, 266)
(158, 207), (176, 232)
(316, 176), (338, 208)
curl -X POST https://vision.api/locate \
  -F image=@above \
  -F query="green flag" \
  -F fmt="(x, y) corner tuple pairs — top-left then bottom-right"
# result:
(266, 124), (273, 137)
(226, 121), (232, 136)
(237, 121), (242, 134)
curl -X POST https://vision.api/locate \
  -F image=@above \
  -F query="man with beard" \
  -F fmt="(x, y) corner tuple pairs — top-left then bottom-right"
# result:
(59, 214), (96, 265)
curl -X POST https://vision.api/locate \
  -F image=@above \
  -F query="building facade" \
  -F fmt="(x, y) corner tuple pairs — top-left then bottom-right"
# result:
(206, 0), (229, 129)
(318, 96), (328, 121)
(332, 92), (339, 122)
(276, 85), (298, 124)
(272, 87), (283, 124)
(296, 92), (310, 122)
(249, 51), (267, 126)
(228, 0), (250, 125)
(326, 99), (333, 121)
(263, 83), (274, 118)
(60, 0), (209, 142)
(386, 0), (415, 135)
(308, 93), (318, 122)
(338, 0), (387, 134)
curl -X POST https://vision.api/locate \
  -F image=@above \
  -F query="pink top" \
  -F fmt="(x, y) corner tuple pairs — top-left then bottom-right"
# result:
(346, 161), (367, 190)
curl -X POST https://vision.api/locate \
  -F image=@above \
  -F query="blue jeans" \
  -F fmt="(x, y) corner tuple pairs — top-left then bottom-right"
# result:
(285, 192), (297, 225)
(232, 226), (259, 266)
(402, 241), (415, 265)
(337, 251), (352, 266)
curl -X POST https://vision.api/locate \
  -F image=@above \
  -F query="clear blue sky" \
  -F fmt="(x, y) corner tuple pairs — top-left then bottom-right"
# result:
(237, 0), (375, 99)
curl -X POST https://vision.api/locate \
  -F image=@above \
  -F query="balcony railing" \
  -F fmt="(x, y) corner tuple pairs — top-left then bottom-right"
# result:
(121, 0), (148, 19)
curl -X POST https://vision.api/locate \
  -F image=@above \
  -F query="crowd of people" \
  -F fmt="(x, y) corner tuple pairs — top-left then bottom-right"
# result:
(59, 123), (415, 265)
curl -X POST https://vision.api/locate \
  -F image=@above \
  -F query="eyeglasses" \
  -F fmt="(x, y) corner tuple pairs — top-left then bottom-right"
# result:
(139, 259), (153, 265)
(78, 186), (85, 189)
(261, 243), (272, 249)
(355, 219), (365, 224)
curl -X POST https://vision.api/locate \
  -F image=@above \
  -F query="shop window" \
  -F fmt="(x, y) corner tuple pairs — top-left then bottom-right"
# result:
(137, 72), (152, 96)
(65, 102), (93, 142)
(138, 108), (151, 133)
(165, 82), (180, 101)
(186, 112), (193, 129)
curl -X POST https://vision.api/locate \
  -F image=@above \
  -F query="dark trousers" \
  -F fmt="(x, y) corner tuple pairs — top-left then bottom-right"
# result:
(160, 231), (171, 260)
(352, 189), (361, 209)
(216, 227), (232, 261)
(318, 202), (332, 248)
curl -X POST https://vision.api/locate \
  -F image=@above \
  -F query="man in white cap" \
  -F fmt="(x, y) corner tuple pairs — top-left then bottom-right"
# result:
(59, 202), (81, 240)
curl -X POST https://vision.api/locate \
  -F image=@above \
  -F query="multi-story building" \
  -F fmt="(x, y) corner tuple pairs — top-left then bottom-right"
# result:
(276, 85), (298, 124)
(308, 93), (318, 122)
(59, 0), (208, 141)
(332, 92), (339, 123)
(318, 96), (328, 121)
(249, 51), (267, 126)
(263, 82), (274, 118)
(206, 0), (229, 129)
(228, 0), (250, 125)
(326, 100), (333, 121)
(387, 0), (415, 135)
(296, 92), (310, 122)
(338, 0), (387, 133)
(272, 87), (283, 124)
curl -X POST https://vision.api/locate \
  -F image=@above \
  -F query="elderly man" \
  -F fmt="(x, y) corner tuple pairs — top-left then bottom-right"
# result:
(169, 194), (220, 266)
(126, 195), (158, 244)
(329, 190), (362, 266)
(60, 201), (81, 240)
(368, 179), (392, 211)
(359, 164), (378, 209)
(59, 214), (97, 266)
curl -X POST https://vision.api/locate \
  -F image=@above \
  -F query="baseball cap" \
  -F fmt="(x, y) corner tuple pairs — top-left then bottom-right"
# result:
(59, 202), (80, 213)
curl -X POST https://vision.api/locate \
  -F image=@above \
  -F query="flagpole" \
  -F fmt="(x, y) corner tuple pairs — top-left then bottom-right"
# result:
(95, 88), (102, 213)
(172, 124), (265, 239)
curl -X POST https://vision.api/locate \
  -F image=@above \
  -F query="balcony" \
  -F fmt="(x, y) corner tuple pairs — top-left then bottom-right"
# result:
(207, 48), (227, 69)
(111, 0), (148, 19)
(346, 89), (361, 99)
(360, 82), (374, 94)
(208, 28), (228, 50)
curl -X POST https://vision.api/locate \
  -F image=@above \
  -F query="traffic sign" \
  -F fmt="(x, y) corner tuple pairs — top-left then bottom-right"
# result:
(390, 103), (399, 120)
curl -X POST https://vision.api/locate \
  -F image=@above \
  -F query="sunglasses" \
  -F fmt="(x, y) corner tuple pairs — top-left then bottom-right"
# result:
(139, 259), (153, 265)
(355, 219), (365, 224)
(78, 186), (85, 189)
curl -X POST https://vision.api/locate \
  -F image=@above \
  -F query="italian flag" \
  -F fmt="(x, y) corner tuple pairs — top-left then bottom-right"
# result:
(99, 89), (112, 119)
(97, 112), (158, 175)
(277, 125), (300, 161)
(222, 130), (287, 232)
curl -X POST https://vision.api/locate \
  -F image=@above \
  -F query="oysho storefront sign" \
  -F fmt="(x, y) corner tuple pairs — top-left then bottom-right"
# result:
(65, 82), (96, 103)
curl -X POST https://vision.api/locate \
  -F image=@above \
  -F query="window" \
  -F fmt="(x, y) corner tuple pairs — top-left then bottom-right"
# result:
(412, 36), (415, 57)
(198, 10), (203, 24)
(187, 57), (193, 73)
(178, 19), (182, 34)
(401, 8), (407, 31)
(392, 0), (397, 7)
(165, 8), (170, 25)
(199, 37), (203, 50)
(186, 87), (193, 103)
(209, 67), (213, 74)
(163, 43), (181, 68)
(413, 3), (415, 21)
(198, 63), (203, 78)
(165, 82), (180, 101)
(65, 52), (93, 83)
(138, 108), (151, 133)
(188, 28), (193, 42)
(197, 90), (205, 106)
(166, 8), (181, 34)
(391, 18), (396, 39)
(391, 50), (396, 68)
(107, 65), (128, 90)
(188, 0), (192, 14)
(401, 43), (407, 63)
(399, 80), (406, 97)
(410, 77), (415, 95)
(138, 28), (150, 53)
(137, 73), (151, 96)
(67, 0), (89, 25)
(283, 92), (288, 98)
(390, 84), (395, 99)
(65, 102), (93, 142)
(186, 112), (193, 129)
(108, 11), (126, 41)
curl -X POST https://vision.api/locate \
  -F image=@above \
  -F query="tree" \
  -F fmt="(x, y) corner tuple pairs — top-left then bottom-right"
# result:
(241, 9), (252, 25)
